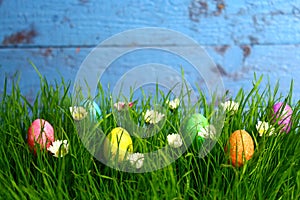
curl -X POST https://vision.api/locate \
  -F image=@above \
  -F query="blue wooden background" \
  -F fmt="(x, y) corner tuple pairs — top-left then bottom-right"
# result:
(0, 0), (300, 102)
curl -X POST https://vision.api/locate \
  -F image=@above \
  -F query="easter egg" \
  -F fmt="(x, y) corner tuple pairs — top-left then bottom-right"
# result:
(27, 119), (55, 151)
(103, 127), (133, 163)
(81, 100), (101, 120)
(227, 130), (254, 167)
(272, 102), (293, 133)
(185, 113), (209, 142)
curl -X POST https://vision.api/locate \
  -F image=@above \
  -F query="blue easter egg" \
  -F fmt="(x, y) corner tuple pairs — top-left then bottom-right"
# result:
(81, 100), (101, 120)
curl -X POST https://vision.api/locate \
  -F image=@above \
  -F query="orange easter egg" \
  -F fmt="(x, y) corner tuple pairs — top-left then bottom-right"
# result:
(227, 130), (254, 167)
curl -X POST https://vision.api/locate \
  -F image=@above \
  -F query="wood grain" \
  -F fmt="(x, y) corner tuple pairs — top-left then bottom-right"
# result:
(0, 0), (299, 101)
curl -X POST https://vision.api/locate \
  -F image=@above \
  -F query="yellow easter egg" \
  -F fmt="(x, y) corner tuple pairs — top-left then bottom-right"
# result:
(103, 127), (133, 163)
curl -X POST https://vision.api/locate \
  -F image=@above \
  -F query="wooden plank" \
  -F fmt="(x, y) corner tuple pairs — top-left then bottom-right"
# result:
(1, 0), (300, 47)
(0, 45), (299, 102)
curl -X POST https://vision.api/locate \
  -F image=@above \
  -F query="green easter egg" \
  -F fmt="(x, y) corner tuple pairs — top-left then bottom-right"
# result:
(185, 113), (209, 141)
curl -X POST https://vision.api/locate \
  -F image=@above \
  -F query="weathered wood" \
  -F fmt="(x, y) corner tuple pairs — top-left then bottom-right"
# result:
(0, 45), (299, 101)
(0, 0), (299, 102)
(1, 0), (300, 46)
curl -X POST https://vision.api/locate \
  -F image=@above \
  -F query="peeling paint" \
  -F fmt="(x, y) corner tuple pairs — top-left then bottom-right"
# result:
(2, 27), (37, 45)
(292, 6), (300, 18)
(188, 0), (225, 22)
(214, 45), (229, 55)
(214, 0), (225, 16)
(216, 64), (228, 76)
(61, 16), (74, 28)
(212, 62), (253, 82)
(248, 36), (259, 45)
(40, 48), (53, 57)
(211, 64), (228, 76)
(188, 1), (208, 22)
(240, 45), (251, 58)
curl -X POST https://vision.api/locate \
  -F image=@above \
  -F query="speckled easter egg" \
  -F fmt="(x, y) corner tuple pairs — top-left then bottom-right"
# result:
(227, 130), (254, 167)
(185, 113), (209, 142)
(272, 102), (293, 133)
(27, 119), (55, 151)
(81, 100), (101, 120)
(103, 127), (133, 163)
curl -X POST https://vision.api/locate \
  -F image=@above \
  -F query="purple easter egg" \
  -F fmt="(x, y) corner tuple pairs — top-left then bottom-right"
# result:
(272, 102), (293, 133)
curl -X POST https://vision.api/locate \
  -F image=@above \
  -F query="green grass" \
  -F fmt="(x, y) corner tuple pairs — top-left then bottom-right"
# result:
(0, 72), (300, 200)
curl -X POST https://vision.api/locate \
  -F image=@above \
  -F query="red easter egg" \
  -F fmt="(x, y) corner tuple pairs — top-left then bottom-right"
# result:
(27, 119), (55, 151)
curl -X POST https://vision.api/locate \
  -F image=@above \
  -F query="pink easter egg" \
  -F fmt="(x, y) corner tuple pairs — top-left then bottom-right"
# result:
(272, 102), (293, 133)
(27, 119), (55, 151)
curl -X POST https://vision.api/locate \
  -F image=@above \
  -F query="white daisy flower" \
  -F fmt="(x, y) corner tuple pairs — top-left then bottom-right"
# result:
(256, 121), (275, 137)
(114, 101), (134, 111)
(128, 152), (144, 169)
(69, 106), (88, 120)
(167, 133), (183, 148)
(166, 98), (180, 110)
(198, 124), (216, 139)
(114, 102), (126, 111)
(221, 101), (239, 114)
(47, 140), (69, 157)
(144, 110), (164, 124)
